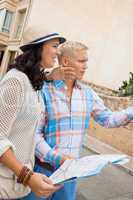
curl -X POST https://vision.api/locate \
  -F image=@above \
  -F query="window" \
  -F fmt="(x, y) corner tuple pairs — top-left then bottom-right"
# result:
(9, 51), (16, 65)
(0, 9), (3, 17)
(0, 9), (5, 31)
(0, 9), (13, 34)
(2, 10), (13, 33)
(14, 9), (26, 38)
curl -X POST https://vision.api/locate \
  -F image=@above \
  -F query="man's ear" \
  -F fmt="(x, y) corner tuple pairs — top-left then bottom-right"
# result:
(62, 56), (70, 67)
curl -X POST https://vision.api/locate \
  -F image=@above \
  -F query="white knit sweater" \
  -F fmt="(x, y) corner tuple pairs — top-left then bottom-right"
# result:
(0, 69), (42, 199)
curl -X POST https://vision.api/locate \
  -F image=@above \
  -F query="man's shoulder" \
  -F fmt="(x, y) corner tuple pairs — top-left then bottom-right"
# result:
(78, 81), (93, 92)
(42, 80), (64, 90)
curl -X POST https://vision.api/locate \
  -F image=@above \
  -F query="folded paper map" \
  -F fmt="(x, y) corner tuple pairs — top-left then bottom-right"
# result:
(50, 154), (129, 184)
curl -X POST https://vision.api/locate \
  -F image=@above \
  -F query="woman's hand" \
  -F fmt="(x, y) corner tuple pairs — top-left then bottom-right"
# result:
(46, 66), (76, 81)
(28, 172), (61, 198)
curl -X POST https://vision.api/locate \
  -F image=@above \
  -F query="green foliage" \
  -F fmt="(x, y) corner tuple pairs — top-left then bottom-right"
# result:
(115, 72), (133, 97)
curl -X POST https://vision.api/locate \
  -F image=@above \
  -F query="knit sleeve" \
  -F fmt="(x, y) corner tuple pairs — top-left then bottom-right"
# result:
(0, 77), (24, 156)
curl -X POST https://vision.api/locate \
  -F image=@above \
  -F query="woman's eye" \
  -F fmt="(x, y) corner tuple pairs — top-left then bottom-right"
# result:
(53, 45), (58, 48)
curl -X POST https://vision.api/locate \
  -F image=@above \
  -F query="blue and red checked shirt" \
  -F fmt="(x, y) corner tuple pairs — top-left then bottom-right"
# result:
(35, 80), (133, 167)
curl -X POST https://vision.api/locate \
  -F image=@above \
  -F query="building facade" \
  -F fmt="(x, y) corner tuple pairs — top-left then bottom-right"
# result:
(0, 0), (132, 156)
(0, 0), (32, 75)
(24, 0), (133, 89)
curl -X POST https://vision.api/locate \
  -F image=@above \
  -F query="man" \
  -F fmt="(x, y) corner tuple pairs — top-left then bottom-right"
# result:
(34, 41), (133, 200)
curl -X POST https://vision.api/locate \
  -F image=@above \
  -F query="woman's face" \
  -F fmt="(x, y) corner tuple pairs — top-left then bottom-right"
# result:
(40, 38), (60, 68)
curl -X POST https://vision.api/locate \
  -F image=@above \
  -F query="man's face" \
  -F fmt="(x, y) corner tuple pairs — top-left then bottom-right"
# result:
(65, 49), (88, 80)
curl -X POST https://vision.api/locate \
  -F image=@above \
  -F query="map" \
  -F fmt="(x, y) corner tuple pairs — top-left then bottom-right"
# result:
(50, 154), (129, 184)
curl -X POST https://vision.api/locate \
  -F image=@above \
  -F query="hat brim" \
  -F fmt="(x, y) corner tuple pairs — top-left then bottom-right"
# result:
(20, 35), (66, 52)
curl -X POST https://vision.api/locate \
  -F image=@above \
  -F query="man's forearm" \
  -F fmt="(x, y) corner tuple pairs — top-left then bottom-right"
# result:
(92, 107), (133, 128)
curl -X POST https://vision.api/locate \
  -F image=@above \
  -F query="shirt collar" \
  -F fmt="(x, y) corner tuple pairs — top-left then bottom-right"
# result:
(53, 80), (82, 90)
(53, 80), (65, 89)
(74, 80), (82, 89)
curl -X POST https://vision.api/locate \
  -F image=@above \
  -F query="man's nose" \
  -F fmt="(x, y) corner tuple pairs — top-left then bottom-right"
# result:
(83, 65), (88, 70)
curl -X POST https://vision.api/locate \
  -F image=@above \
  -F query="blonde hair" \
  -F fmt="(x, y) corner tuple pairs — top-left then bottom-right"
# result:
(58, 41), (88, 59)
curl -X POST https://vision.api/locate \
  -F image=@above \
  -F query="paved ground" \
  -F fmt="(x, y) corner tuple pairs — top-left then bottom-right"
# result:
(76, 148), (133, 200)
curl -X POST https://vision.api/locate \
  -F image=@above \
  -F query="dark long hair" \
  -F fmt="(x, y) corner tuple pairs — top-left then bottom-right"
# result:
(8, 45), (46, 91)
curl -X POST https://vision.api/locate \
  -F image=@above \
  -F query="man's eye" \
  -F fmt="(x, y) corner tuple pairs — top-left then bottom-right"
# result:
(80, 60), (88, 63)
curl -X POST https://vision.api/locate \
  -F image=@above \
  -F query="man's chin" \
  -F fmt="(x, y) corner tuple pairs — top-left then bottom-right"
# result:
(77, 76), (83, 80)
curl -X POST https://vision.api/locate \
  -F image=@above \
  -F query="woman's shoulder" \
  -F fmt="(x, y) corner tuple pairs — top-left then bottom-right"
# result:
(0, 69), (33, 101)
(1, 69), (30, 88)
(6, 68), (28, 80)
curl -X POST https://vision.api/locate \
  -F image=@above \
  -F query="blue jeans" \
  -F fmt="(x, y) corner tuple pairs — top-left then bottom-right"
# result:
(20, 163), (77, 200)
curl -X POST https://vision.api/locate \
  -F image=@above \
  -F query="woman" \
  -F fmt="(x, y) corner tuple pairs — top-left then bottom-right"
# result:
(0, 32), (75, 199)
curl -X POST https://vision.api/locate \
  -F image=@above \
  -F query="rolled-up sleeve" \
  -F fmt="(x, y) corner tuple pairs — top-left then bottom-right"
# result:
(0, 77), (24, 156)
(35, 111), (62, 167)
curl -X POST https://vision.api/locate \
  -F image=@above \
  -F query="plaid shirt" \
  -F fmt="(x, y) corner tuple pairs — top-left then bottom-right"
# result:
(35, 80), (133, 167)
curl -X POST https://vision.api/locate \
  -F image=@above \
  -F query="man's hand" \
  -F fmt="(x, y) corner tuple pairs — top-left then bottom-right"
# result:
(46, 66), (76, 81)
(123, 121), (133, 130)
